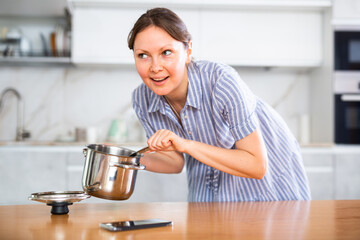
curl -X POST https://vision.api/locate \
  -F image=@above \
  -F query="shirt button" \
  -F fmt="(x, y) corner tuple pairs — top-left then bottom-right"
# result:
(188, 131), (192, 135)
(184, 115), (188, 119)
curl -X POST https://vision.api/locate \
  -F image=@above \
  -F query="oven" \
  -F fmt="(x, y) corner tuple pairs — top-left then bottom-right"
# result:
(334, 72), (360, 144)
(334, 27), (360, 144)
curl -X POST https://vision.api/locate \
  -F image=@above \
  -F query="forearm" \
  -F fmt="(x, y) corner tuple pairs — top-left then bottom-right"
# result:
(145, 129), (267, 178)
(183, 140), (266, 178)
(140, 151), (185, 174)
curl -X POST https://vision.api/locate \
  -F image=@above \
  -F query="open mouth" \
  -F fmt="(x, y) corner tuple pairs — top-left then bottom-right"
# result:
(151, 76), (169, 83)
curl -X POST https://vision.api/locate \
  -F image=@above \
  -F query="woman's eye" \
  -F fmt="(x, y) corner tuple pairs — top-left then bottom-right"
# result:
(138, 53), (148, 59)
(163, 50), (172, 56)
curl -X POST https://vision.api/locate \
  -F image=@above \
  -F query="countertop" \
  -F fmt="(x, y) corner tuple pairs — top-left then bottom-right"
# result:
(1, 141), (360, 154)
(0, 142), (146, 152)
(0, 200), (359, 239)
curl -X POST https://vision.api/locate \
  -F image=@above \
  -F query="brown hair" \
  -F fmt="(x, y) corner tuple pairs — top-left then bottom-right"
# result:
(128, 8), (192, 50)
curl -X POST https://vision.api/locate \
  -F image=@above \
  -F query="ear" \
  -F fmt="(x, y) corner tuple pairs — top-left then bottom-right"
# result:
(185, 40), (193, 64)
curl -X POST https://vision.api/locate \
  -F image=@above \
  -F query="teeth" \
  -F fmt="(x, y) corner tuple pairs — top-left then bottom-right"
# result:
(152, 77), (167, 81)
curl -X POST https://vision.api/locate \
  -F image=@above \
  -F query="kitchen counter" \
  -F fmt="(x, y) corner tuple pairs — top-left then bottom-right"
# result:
(1, 141), (360, 154)
(0, 142), (146, 152)
(0, 200), (359, 239)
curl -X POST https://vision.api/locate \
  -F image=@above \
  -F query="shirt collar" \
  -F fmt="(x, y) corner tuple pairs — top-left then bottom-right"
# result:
(147, 61), (202, 114)
(186, 61), (202, 110)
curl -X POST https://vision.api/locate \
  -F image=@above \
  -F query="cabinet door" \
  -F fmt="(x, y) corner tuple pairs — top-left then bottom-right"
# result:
(72, 7), (200, 65)
(72, 7), (145, 64)
(127, 170), (188, 202)
(333, 0), (360, 20)
(335, 153), (360, 200)
(0, 150), (67, 205)
(302, 152), (334, 200)
(199, 9), (322, 67)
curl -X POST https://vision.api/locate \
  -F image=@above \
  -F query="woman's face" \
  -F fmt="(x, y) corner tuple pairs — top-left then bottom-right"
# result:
(133, 26), (192, 97)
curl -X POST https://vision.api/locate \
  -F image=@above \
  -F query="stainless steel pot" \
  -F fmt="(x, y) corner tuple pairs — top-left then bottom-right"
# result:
(82, 144), (146, 200)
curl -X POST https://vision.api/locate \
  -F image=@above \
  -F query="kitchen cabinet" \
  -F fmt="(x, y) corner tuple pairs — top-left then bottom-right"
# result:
(71, 8), (142, 65)
(302, 151), (334, 200)
(0, 147), (67, 205)
(198, 9), (322, 67)
(335, 152), (360, 200)
(1, 145), (358, 205)
(333, 0), (360, 24)
(302, 146), (360, 200)
(71, 7), (199, 65)
(69, 0), (329, 67)
(0, 145), (187, 205)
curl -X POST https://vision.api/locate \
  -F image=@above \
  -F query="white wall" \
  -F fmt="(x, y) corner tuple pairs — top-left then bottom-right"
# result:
(0, 66), (142, 142)
(0, 65), (315, 144)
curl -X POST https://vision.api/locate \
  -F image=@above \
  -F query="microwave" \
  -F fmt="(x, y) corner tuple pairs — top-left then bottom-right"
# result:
(335, 29), (360, 71)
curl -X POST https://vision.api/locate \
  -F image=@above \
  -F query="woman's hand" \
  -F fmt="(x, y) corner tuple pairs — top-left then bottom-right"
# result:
(147, 129), (187, 152)
(140, 129), (186, 174)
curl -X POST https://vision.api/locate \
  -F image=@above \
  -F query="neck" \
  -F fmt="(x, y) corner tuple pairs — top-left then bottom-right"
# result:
(164, 95), (182, 125)
(165, 67), (189, 109)
(164, 95), (183, 113)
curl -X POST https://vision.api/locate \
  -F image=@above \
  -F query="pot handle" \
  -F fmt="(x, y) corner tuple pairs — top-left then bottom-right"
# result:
(110, 162), (146, 170)
(83, 148), (88, 157)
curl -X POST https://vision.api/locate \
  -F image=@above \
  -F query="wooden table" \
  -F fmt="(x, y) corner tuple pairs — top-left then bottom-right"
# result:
(0, 200), (359, 239)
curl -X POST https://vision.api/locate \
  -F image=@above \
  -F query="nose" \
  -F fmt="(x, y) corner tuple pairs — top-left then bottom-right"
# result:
(150, 57), (163, 73)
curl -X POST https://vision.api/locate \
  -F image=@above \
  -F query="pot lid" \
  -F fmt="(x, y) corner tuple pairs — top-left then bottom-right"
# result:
(29, 191), (90, 204)
(29, 191), (90, 215)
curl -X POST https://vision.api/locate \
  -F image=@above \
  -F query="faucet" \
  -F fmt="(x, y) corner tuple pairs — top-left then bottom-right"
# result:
(0, 88), (31, 141)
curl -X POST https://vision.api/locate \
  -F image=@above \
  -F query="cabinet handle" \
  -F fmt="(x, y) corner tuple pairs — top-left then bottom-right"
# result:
(341, 94), (360, 102)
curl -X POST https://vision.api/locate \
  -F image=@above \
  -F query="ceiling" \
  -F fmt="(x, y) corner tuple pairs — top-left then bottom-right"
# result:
(0, 0), (68, 17)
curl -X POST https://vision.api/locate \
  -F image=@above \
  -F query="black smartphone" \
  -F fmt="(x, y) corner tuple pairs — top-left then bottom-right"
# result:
(99, 219), (173, 232)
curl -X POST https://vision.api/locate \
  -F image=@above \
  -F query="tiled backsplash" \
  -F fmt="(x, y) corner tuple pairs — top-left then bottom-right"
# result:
(0, 66), (310, 143)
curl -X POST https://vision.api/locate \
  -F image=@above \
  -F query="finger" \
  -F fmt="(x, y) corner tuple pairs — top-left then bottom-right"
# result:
(156, 131), (174, 150)
(160, 131), (173, 148)
(147, 130), (168, 150)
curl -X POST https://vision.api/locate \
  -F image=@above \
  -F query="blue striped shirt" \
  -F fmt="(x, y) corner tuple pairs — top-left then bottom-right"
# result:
(132, 60), (311, 202)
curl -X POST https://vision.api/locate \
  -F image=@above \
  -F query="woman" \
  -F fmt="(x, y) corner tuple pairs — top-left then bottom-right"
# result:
(128, 8), (311, 202)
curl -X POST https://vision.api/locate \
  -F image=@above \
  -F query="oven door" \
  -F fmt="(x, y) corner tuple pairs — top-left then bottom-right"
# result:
(335, 94), (360, 144)
(335, 31), (360, 70)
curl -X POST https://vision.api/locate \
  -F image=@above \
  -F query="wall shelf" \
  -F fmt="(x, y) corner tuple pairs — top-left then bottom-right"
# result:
(0, 56), (72, 66)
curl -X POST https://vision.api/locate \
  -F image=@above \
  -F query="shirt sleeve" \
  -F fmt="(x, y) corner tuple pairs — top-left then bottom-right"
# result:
(213, 67), (258, 141)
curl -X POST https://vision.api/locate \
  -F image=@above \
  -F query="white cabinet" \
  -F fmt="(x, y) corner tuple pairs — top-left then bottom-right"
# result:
(0, 146), (187, 205)
(302, 152), (334, 200)
(302, 146), (360, 200)
(1, 145), (359, 205)
(69, 0), (327, 67)
(335, 152), (360, 200)
(332, 0), (360, 27)
(72, 7), (144, 65)
(0, 148), (67, 205)
(199, 9), (322, 67)
(333, 0), (360, 20)
(71, 7), (200, 65)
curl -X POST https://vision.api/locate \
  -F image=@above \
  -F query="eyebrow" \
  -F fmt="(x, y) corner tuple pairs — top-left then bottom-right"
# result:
(134, 44), (176, 53)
